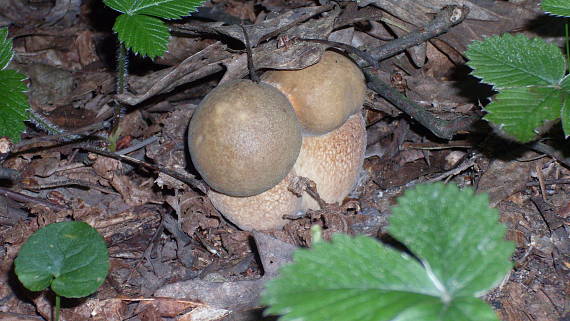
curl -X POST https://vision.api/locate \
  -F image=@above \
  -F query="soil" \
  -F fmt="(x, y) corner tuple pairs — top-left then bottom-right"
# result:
(0, 0), (568, 320)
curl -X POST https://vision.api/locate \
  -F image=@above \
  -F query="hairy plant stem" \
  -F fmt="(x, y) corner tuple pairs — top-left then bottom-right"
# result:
(111, 43), (128, 141)
(27, 109), (65, 136)
(55, 294), (61, 321)
(564, 23), (570, 71)
(117, 43), (128, 94)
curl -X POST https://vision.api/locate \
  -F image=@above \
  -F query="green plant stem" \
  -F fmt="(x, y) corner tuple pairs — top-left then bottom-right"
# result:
(564, 23), (570, 71)
(111, 43), (129, 149)
(117, 43), (128, 95)
(55, 294), (61, 321)
(28, 110), (64, 136)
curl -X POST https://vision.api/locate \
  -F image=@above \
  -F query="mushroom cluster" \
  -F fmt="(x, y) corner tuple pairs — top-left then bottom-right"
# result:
(188, 51), (367, 231)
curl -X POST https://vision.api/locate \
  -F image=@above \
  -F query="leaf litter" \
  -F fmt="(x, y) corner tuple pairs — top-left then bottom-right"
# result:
(0, 0), (568, 320)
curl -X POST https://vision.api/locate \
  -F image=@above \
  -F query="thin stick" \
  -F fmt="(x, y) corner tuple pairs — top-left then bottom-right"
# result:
(116, 136), (159, 155)
(80, 145), (208, 194)
(528, 141), (570, 168)
(369, 5), (470, 62)
(24, 178), (119, 195)
(240, 25), (259, 83)
(365, 71), (479, 139)
(14, 121), (111, 152)
(0, 186), (69, 211)
(426, 154), (479, 183)
(535, 162), (547, 202)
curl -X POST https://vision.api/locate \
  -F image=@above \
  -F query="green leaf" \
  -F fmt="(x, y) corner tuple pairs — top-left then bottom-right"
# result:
(0, 28), (14, 69)
(466, 34), (566, 88)
(104, 0), (203, 19)
(541, 0), (570, 17)
(262, 183), (514, 321)
(484, 86), (562, 142)
(113, 14), (170, 59)
(0, 28), (29, 143)
(14, 221), (109, 298)
(389, 183), (515, 298)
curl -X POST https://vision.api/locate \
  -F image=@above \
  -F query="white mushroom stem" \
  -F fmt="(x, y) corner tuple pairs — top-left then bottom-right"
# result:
(294, 112), (367, 210)
(208, 172), (301, 231)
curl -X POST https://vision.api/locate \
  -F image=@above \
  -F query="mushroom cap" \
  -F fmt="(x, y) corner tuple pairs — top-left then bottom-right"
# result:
(188, 79), (302, 197)
(208, 172), (301, 231)
(261, 51), (366, 135)
(293, 113), (366, 210)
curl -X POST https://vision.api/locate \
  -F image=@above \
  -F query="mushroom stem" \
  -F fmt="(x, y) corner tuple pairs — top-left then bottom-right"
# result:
(293, 113), (366, 210)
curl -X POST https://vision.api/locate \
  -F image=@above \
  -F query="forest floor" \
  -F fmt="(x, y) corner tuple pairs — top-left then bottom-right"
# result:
(0, 0), (568, 320)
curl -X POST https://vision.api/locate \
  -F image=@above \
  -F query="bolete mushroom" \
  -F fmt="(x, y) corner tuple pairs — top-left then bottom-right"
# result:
(189, 51), (367, 231)
(261, 50), (366, 135)
(188, 79), (302, 197)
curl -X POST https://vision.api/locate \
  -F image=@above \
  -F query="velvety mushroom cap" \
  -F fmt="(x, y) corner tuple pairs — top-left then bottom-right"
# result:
(188, 79), (302, 197)
(261, 51), (366, 135)
(293, 113), (366, 210)
(208, 172), (301, 231)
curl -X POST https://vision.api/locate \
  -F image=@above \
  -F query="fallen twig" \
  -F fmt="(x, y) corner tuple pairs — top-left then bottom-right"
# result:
(365, 73), (480, 140)
(80, 145), (208, 194)
(0, 186), (69, 211)
(369, 5), (470, 62)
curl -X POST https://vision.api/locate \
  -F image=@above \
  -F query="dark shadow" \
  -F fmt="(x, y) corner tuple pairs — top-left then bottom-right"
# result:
(378, 233), (417, 260)
(449, 64), (495, 106)
(232, 308), (279, 321)
(526, 14), (567, 39)
(84, 0), (119, 70)
(6, 264), (40, 303)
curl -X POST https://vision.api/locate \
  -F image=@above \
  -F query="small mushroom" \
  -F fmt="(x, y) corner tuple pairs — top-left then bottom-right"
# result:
(261, 50), (366, 135)
(188, 79), (302, 197)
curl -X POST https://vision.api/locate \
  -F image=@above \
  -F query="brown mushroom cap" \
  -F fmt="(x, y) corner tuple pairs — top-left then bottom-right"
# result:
(261, 51), (366, 135)
(188, 79), (302, 197)
(208, 172), (301, 231)
(293, 113), (366, 210)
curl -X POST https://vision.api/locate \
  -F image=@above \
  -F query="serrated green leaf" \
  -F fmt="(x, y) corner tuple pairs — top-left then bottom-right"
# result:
(390, 183), (515, 298)
(104, 0), (203, 19)
(0, 28), (28, 143)
(262, 234), (441, 321)
(541, 0), (570, 17)
(484, 86), (562, 142)
(135, 0), (202, 19)
(466, 34), (565, 88)
(0, 28), (14, 69)
(262, 183), (514, 321)
(0, 69), (29, 143)
(113, 14), (170, 58)
(14, 221), (109, 298)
